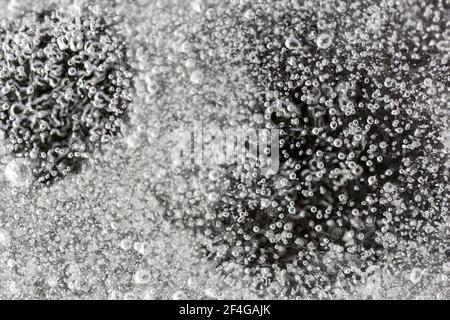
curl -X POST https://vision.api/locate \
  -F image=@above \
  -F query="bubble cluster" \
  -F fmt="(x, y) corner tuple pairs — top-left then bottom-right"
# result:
(168, 0), (450, 294)
(0, 4), (133, 185)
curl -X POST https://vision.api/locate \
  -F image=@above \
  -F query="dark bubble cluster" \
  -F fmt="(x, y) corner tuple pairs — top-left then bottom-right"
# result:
(0, 4), (133, 185)
(170, 0), (450, 292)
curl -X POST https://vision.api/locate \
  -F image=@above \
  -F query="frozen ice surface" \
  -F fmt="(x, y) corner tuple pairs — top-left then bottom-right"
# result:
(0, 0), (449, 300)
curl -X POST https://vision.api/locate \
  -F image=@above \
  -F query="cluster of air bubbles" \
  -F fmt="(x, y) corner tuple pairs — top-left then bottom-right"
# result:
(0, 2), (133, 186)
(167, 0), (450, 295)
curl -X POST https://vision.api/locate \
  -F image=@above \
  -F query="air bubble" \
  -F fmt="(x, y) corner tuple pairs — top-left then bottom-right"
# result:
(4, 158), (33, 188)
(190, 69), (205, 85)
(0, 229), (11, 248)
(285, 35), (302, 50)
(409, 268), (424, 284)
(316, 33), (333, 49)
(133, 270), (151, 285)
